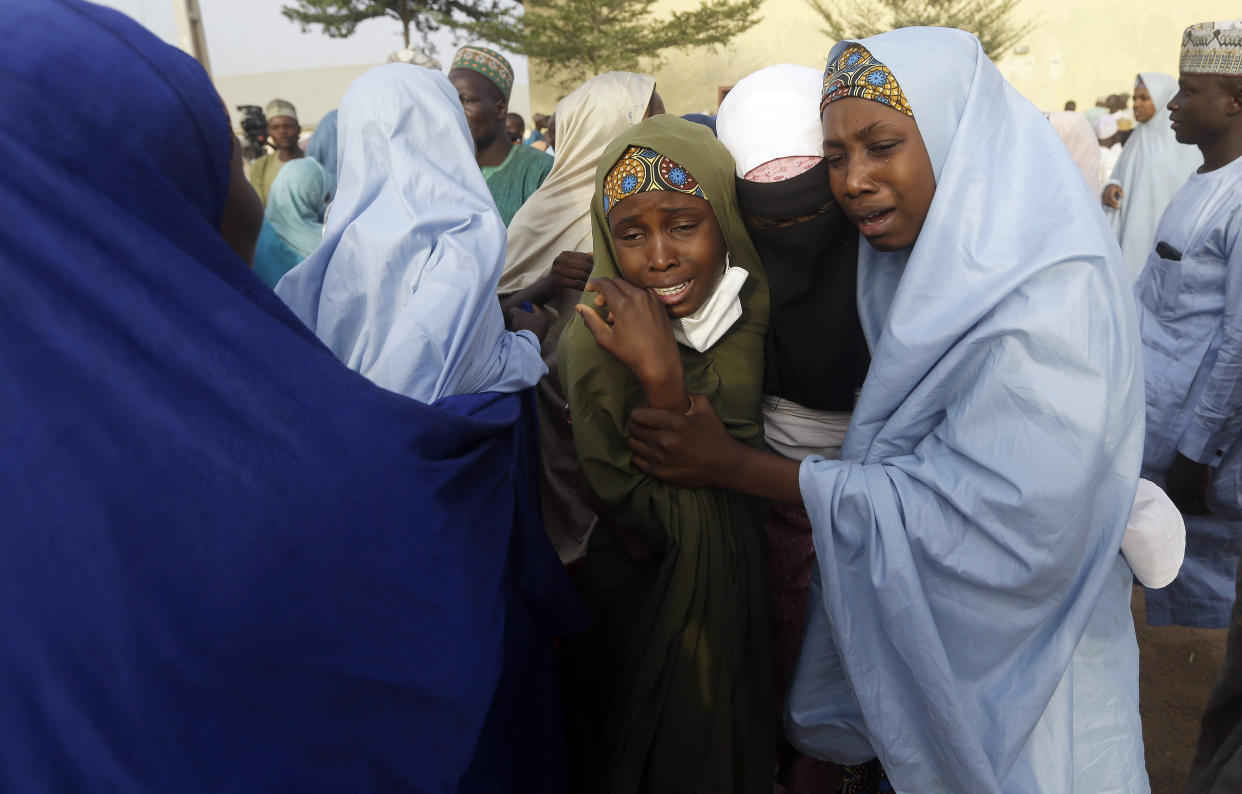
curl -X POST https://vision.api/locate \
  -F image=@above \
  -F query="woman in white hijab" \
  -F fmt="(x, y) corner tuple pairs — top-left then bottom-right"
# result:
(1102, 72), (1203, 282)
(275, 64), (545, 403)
(499, 71), (660, 562)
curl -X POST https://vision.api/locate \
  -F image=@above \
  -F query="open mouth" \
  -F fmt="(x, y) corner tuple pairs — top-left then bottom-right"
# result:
(854, 207), (896, 237)
(649, 279), (693, 305)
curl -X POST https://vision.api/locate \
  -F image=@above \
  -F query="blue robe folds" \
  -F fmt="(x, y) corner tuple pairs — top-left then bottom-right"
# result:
(0, 2), (582, 791)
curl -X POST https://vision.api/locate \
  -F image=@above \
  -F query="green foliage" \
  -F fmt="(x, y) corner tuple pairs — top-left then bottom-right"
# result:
(282, 0), (511, 48)
(458, 0), (763, 91)
(808, 0), (1036, 60)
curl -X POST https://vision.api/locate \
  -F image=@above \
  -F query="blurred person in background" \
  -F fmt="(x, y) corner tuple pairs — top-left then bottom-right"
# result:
(248, 98), (303, 205)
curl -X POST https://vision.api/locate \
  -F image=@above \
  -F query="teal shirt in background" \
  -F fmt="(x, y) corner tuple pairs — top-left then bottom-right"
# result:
(481, 144), (553, 226)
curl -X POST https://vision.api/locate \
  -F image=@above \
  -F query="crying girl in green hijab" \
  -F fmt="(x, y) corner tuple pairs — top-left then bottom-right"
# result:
(557, 114), (773, 793)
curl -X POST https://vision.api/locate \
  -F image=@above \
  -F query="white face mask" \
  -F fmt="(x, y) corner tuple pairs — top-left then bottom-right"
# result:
(672, 255), (748, 353)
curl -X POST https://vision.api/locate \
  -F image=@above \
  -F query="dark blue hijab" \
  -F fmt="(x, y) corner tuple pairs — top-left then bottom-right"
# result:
(0, 2), (581, 791)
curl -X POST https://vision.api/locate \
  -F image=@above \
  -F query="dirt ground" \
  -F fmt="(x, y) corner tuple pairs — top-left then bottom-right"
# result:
(1133, 586), (1230, 793)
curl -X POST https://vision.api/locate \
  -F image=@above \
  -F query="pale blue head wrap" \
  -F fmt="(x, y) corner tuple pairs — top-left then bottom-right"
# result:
(264, 157), (327, 259)
(789, 28), (1147, 792)
(275, 65), (545, 403)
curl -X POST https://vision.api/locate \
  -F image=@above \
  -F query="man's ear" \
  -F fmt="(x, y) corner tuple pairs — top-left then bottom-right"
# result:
(496, 97), (509, 120)
(1227, 77), (1242, 116)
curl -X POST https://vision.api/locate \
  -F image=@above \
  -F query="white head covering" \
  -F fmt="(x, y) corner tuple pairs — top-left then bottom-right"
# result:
(1047, 111), (1101, 196)
(1104, 72), (1204, 282)
(1180, 18), (1242, 76)
(1093, 113), (1118, 139)
(275, 64), (546, 403)
(716, 63), (824, 178)
(499, 71), (655, 294)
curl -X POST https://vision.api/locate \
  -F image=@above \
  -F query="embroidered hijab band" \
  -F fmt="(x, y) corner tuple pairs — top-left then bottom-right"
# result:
(603, 145), (707, 217)
(820, 43), (913, 116)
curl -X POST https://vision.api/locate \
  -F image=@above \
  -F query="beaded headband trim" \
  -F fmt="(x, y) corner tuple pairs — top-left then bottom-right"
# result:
(602, 146), (707, 217)
(821, 43), (912, 117)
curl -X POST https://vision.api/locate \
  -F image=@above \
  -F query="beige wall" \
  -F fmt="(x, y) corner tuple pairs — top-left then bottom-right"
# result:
(531, 0), (1239, 117)
(214, 65), (533, 133)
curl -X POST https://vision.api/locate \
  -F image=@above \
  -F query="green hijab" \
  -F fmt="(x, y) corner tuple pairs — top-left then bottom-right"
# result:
(557, 114), (773, 794)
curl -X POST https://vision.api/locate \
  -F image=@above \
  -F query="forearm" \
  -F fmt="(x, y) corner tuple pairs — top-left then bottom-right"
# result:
(717, 442), (803, 505)
(639, 366), (688, 412)
(499, 281), (548, 314)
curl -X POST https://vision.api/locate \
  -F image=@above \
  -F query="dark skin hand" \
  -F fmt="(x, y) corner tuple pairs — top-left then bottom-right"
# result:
(1102, 183), (1124, 209)
(575, 277), (687, 411)
(1166, 453), (1213, 515)
(499, 251), (594, 313)
(506, 304), (553, 343)
(627, 397), (803, 503)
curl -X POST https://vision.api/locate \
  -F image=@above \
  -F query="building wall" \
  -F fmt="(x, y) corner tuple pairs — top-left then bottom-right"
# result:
(214, 66), (533, 134)
(529, 0), (1239, 117)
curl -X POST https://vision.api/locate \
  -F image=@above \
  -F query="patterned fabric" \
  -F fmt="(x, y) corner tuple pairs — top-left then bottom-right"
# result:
(820, 43), (912, 116)
(840, 759), (894, 794)
(451, 45), (514, 99)
(602, 145), (707, 217)
(1181, 19), (1242, 77)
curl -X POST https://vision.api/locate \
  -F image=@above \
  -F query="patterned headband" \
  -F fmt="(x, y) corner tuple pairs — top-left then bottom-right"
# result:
(821, 43), (912, 117)
(603, 146), (708, 217)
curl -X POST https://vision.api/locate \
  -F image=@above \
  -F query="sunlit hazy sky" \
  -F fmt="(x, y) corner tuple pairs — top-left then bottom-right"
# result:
(95, 0), (528, 82)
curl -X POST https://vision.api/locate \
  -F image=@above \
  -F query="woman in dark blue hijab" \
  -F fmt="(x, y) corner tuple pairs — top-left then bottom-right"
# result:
(0, 2), (580, 792)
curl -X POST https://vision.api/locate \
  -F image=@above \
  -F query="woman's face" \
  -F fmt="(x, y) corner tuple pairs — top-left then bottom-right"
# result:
(1133, 82), (1156, 124)
(821, 97), (935, 252)
(608, 191), (727, 319)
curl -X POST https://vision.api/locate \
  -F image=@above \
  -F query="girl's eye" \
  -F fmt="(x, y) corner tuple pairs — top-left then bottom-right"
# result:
(870, 142), (898, 155)
(672, 223), (698, 233)
(825, 155), (845, 168)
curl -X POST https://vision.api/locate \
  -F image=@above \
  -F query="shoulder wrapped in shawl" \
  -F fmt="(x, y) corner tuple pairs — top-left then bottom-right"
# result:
(557, 114), (774, 794)
(276, 64), (546, 404)
(0, 2), (581, 791)
(788, 28), (1148, 793)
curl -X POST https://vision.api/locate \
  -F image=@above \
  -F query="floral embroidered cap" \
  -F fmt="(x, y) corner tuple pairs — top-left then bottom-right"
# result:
(602, 145), (707, 217)
(1180, 19), (1242, 77)
(450, 45), (514, 100)
(820, 43), (912, 117)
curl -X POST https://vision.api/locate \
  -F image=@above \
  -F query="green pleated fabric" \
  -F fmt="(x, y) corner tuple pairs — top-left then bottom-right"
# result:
(557, 114), (774, 794)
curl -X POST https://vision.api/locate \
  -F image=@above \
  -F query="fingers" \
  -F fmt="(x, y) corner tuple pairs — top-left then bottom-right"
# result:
(575, 304), (612, 343)
(586, 277), (632, 308)
(629, 406), (684, 431)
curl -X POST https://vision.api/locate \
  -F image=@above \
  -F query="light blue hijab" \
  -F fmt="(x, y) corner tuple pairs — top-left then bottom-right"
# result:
(788, 28), (1148, 792)
(276, 65), (545, 403)
(265, 157), (327, 258)
(306, 109), (338, 195)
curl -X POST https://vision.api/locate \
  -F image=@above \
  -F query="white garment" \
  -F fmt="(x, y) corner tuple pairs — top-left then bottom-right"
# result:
(1105, 73), (1204, 283)
(671, 263), (747, 352)
(716, 64), (824, 178)
(1099, 142), (1122, 189)
(499, 72), (655, 294)
(275, 64), (545, 403)
(1123, 479), (1186, 589)
(1047, 111), (1101, 196)
(762, 396), (850, 460)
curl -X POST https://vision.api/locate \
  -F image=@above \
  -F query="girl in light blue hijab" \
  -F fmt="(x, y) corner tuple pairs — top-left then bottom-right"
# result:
(625, 27), (1150, 793)
(253, 157), (328, 288)
(276, 64), (546, 404)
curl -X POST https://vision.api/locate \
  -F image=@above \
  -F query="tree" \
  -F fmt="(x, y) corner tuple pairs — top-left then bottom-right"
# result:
(808, 0), (1036, 61)
(281, 0), (510, 50)
(457, 0), (763, 91)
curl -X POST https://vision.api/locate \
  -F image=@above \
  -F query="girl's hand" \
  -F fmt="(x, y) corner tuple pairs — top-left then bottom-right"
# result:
(551, 251), (593, 294)
(626, 394), (738, 488)
(575, 277), (687, 410)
